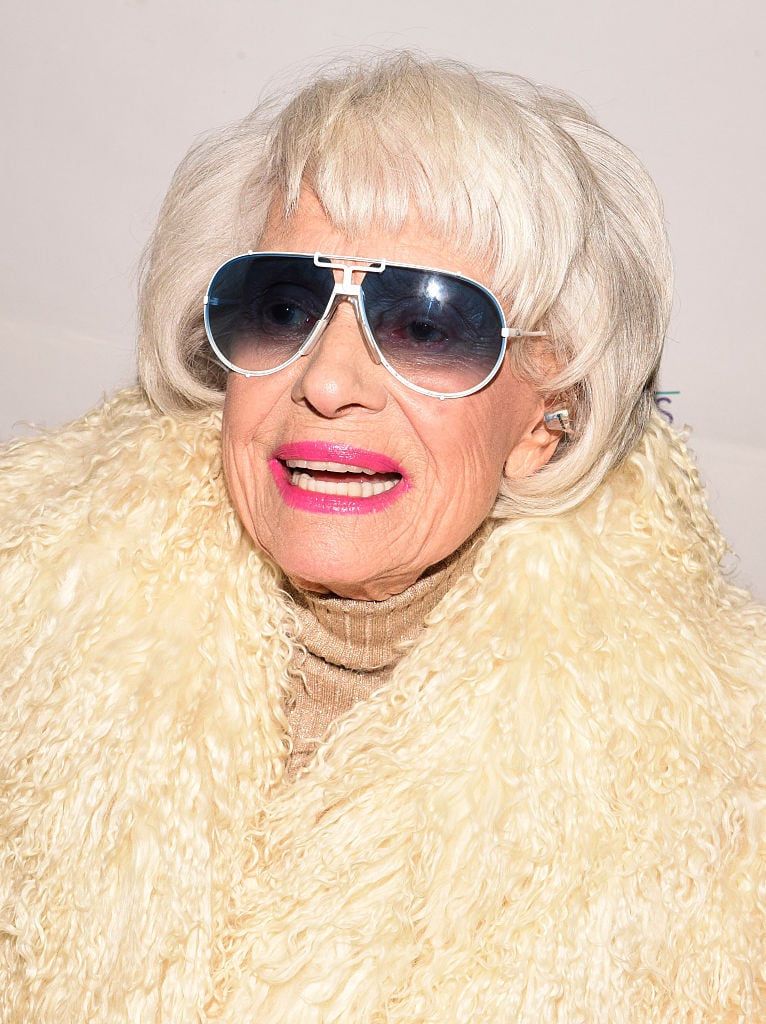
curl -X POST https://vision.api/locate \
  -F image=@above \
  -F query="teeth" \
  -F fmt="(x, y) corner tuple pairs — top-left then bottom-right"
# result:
(285, 458), (377, 475)
(290, 471), (399, 497)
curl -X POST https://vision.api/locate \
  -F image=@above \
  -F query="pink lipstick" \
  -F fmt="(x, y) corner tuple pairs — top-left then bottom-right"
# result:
(270, 442), (409, 514)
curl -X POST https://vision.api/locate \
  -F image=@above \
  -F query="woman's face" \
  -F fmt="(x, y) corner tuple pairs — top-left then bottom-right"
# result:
(222, 191), (558, 600)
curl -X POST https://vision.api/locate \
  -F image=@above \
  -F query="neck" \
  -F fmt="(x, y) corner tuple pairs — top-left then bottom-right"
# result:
(282, 521), (493, 776)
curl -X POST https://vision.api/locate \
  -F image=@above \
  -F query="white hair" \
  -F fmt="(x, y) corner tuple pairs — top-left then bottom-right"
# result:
(138, 52), (672, 516)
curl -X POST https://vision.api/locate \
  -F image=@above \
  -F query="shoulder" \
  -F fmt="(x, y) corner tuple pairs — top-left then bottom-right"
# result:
(0, 387), (281, 758)
(0, 387), (225, 540)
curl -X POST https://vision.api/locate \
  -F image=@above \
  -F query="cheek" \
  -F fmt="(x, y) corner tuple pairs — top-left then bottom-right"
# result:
(221, 419), (256, 535)
(419, 388), (528, 492)
(220, 380), (275, 529)
(221, 372), (291, 453)
(222, 375), (266, 444)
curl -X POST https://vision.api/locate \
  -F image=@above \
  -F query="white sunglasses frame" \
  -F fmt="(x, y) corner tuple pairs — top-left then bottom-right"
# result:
(204, 251), (547, 400)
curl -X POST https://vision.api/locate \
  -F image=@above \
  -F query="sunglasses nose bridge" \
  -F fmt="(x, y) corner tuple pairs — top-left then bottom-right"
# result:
(300, 287), (382, 366)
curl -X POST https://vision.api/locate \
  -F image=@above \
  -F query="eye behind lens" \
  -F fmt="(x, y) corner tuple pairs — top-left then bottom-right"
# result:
(207, 254), (334, 373)
(360, 265), (504, 394)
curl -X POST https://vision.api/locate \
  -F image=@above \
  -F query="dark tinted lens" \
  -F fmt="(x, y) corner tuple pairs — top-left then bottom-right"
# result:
(206, 255), (333, 373)
(360, 265), (504, 394)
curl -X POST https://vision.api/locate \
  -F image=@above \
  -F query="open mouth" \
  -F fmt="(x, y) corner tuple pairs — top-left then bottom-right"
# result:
(270, 443), (408, 513)
(282, 458), (402, 497)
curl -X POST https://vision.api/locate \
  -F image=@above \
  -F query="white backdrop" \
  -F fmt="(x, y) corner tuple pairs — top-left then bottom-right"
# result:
(2, 0), (764, 596)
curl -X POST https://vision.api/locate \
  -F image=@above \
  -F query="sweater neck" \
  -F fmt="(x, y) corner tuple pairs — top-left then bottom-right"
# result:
(283, 523), (491, 776)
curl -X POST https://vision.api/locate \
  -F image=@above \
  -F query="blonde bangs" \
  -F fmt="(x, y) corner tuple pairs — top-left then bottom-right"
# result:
(265, 58), (585, 331)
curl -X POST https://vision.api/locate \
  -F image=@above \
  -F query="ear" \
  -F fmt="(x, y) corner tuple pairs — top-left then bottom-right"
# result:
(503, 406), (564, 481)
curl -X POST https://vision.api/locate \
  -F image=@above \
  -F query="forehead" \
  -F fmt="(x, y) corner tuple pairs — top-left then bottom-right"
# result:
(260, 189), (495, 285)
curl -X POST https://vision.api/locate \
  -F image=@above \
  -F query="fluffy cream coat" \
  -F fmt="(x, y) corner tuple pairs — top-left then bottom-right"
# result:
(0, 389), (764, 1022)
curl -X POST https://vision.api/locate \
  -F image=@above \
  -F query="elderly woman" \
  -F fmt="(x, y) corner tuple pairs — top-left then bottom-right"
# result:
(1, 54), (764, 1023)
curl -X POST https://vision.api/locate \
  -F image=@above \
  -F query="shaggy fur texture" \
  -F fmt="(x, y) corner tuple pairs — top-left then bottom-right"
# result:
(0, 389), (764, 1022)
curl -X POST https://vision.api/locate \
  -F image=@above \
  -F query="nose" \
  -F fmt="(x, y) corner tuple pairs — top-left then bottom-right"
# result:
(290, 297), (388, 418)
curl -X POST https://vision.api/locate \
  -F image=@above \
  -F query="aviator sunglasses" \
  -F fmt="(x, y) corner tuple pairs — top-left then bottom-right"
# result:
(204, 252), (546, 399)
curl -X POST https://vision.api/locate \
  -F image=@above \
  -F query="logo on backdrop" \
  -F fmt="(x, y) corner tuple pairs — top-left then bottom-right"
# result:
(654, 390), (680, 425)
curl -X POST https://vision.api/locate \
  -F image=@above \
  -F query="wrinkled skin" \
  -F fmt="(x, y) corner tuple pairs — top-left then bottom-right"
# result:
(222, 191), (559, 600)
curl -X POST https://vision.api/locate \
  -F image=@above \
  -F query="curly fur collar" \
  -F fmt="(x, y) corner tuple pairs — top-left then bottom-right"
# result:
(1, 389), (764, 1022)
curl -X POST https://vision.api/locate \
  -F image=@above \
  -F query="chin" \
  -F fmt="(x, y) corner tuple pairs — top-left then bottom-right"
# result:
(288, 575), (385, 602)
(282, 560), (412, 601)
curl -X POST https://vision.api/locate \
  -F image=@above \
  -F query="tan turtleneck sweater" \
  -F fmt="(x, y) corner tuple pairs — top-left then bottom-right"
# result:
(283, 526), (490, 778)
